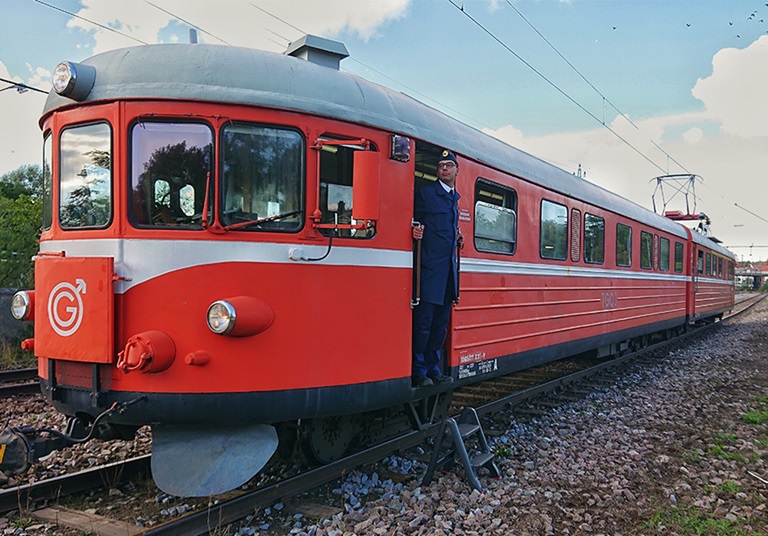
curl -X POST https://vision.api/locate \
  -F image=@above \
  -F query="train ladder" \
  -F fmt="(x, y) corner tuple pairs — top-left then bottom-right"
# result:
(421, 407), (501, 491)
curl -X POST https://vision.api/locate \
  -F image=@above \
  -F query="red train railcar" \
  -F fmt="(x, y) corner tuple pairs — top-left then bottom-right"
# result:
(5, 36), (734, 496)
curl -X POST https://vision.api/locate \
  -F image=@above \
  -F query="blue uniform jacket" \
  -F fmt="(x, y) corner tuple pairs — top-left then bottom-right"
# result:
(414, 179), (460, 305)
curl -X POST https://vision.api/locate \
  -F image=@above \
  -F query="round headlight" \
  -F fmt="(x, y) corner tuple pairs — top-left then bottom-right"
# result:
(11, 291), (32, 321)
(51, 61), (96, 100)
(207, 300), (236, 335)
(52, 61), (76, 95)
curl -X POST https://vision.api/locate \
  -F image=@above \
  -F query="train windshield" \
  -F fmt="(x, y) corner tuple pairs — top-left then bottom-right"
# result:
(220, 124), (304, 232)
(130, 121), (213, 228)
(59, 122), (112, 229)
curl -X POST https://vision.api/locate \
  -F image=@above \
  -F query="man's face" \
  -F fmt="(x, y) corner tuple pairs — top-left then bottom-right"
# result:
(437, 160), (458, 186)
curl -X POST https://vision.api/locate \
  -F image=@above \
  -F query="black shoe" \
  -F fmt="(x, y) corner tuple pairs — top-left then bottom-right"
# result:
(412, 376), (433, 388)
(428, 373), (453, 384)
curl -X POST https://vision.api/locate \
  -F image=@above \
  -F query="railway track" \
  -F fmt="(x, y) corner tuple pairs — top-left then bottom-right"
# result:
(0, 367), (38, 397)
(1, 293), (764, 534)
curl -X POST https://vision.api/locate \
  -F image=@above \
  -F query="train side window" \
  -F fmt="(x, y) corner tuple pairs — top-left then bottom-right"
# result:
(674, 242), (684, 273)
(59, 122), (112, 229)
(616, 223), (632, 267)
(718, 256), (723, 278)
(640, 231), (652, 270)
(697, 250), (704, 275)
(42, 132), (53, 231)
(317, 136), (375, 239)
(130, 121), (212, 228)
(570, 208), (581, 262)
(706, 252), (712, 276)
(584, 213), (605, 264)
(728, 261), (734, 279)
(660, 237), (670, 271)
(540, 200), (568, 260)
(474, 179), (517, 254)
(221, 123), (304, 232)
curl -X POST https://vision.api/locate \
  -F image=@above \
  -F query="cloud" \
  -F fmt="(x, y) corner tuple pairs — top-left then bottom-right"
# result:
(692, 35), (768, 138)
(66, 0), (410, 55)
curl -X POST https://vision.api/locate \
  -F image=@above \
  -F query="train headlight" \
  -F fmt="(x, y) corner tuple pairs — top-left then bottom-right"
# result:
(206, 297), (274, 337)
(52, 61), (96, 101)
(207, 300), (236, 335)
(11, 291), (34, 321)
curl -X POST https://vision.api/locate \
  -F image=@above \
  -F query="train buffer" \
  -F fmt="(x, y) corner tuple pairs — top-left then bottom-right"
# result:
(421, 407), (501, 491)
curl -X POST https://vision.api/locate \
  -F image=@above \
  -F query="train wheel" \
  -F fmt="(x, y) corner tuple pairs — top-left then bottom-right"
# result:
(298, 415), (361, 466)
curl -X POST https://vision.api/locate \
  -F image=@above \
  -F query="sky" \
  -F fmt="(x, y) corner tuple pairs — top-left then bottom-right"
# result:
(1, 0), (767, 260)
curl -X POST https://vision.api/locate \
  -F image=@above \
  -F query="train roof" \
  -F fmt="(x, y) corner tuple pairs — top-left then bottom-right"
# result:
(691, 230), (735, 258)
(43, 42), (690, 239)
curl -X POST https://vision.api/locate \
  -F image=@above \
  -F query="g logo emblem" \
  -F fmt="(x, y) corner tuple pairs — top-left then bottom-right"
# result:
(48, 279), (87, 337)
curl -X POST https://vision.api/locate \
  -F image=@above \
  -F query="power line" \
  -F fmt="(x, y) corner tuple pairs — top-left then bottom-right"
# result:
(504, 0), (691, 175)
(0, 77), (47, 95)
(144, 1), (231, 46)
(446, 0), (668, 175)
(31, 0), (147, 45)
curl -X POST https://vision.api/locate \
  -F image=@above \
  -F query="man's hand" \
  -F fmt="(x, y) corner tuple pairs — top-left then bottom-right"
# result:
(457, 228), (464, 250)
(412, 224), (424, 240)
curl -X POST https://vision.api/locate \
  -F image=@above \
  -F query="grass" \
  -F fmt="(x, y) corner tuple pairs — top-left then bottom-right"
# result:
(0, 338), (36, 368)
(742, 408), (768, 425)
(644, 505), (756, 536)
(718, 481), (740, 494)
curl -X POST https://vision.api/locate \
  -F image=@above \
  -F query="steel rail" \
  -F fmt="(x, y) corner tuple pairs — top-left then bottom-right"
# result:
(0, 455), (151, 514)
(0, 382), (40, 397)
(0, 368), (37, 383)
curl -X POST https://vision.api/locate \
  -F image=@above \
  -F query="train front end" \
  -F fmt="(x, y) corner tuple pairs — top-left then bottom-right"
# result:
(3, 43), (415, 497)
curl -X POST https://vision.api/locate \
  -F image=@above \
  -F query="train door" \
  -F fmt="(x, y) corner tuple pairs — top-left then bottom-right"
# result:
(410, 141), (458, 376)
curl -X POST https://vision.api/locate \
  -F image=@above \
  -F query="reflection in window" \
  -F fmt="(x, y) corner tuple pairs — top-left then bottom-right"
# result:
(474, 179), (517, 254)
(660, 237), (670, 271)
(59, 123), (112, 228)
(640, 231), (653, 270)
(318, 137), (373, 239)
(540, 200), (567, 260)
(130, 122), (212, 228)
(221, 124), (303, 232)
(697, 250), (704, 275)
(43, 133), (52, 230)
(616, 223), (632, 267)
(584, 213), (604, 264)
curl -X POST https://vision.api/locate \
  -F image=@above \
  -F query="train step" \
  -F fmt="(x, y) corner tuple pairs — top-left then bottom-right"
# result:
(421, 407), (501, 491)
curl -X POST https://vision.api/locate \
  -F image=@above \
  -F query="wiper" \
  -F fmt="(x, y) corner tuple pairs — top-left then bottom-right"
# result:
(224, 210), (303, 231)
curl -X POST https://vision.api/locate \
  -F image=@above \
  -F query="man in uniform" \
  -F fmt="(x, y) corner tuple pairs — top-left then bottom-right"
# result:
(411, 149), (461, 387)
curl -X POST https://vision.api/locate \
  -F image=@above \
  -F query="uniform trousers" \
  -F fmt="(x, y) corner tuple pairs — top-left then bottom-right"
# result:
(411, 300), (451, 378)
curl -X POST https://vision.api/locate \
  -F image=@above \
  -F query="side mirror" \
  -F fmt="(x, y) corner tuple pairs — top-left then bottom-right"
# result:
(352, 151), (380, 222)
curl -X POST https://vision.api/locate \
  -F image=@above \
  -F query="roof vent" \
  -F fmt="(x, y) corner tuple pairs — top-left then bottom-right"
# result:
(285, 35), (349, 70)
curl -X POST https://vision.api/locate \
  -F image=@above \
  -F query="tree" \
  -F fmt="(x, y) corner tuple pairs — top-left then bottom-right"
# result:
(0, 165), (42, 288)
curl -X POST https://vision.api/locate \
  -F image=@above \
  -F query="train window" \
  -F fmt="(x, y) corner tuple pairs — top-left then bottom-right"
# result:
(570, 208), (581, 262)
(59, 122), (112, 229)
(640, 231), (652, 270)
(706, 252), (712, 276)
(42, 132), (52, 231)
(584, 213), (605, 264)
(130, 122), (212, 228)
(660, 237), (670, 271)
(674, 242), (684, 273)
(221, 124), (304, 233)
(616, 223), (632, 267)
(474, 179), (517, 254)
(718, 256), (724, 278)
(317, 136), (374, 239)
(540, 200), (568, 260)
(697, 250), (704, 275)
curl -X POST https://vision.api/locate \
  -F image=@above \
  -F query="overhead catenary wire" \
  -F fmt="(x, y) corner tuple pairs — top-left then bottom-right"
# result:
(446, 0), (668, 175)
(144, 1), (231, 46)
(503, 0), (691, 175)
(31, 0), (148, 45)
(0, 77), (47, 95)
